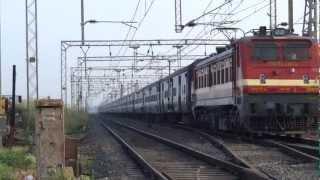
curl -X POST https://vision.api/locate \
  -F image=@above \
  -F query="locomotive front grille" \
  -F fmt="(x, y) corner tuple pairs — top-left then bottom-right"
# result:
(249, 116), (312, 132)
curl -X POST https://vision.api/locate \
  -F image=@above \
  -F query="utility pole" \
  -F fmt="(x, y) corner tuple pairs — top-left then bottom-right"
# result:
(8, 65), (16, 146)
(303, 0), (318, 40)
(173, 45), (183, 69)
(288, 0), (294, 33)
(81, 0), (85, 45)
(25, 0), (39, 120)
(175, 0), (183, 33)
(0, 0), (2, 96)
(269, 0), (277, 30)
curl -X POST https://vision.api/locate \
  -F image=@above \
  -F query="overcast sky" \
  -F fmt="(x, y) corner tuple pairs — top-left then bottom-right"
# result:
(0, 0), (306, 103)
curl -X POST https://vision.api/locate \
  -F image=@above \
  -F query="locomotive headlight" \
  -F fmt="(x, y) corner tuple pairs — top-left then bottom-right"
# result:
(260, 74), (266, 84)
(303, 75), (309, 84)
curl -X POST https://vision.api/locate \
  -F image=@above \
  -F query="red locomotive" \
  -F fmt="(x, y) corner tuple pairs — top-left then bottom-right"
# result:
(193, 27), (319, 135)
(100, 27), (319, 135)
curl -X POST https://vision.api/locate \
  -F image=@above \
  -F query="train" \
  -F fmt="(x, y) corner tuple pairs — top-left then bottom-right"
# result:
(99, 27), (319, 135)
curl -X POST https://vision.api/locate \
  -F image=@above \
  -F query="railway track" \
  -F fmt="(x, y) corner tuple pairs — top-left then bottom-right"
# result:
(101, 119), (268, 180)
(262, 135), (318, 157)
(173, 125), (318, 180)
(220, 138), (317, 180)
(114, 117), (252, 168)
(80, 115), (147, 179)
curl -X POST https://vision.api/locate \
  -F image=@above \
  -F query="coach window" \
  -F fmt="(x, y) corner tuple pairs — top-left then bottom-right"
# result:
(284, 42), (310, 61)
(202, 75), (204, 88)
(209, 69), (213, 86)
(204, 74), (207, 87)
(225, 67), (229, 82)
(202, 76), (205, 88)
(221, 68), (225, 84)
(217, 69), (221, 84)
(253, 43), (277, 60)
(230, 67), (233, 81)
(213, 71), (217, 85)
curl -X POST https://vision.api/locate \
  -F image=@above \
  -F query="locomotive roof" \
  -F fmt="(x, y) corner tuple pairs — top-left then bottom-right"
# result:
(235, 34), (316, 43)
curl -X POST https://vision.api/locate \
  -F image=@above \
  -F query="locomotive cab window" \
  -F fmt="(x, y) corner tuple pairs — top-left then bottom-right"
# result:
(253, 43), (277, 60)
(284, 42), (310, 61)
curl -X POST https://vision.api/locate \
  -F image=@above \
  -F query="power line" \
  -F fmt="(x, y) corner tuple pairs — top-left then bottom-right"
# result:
(120, 0), (157, 57)
(161, 0), (238, 56)
(116, 0), (142, 56)
(187, 0), (234, 24)
(181, 1), (270, 57)
(179, 0), (245, 56)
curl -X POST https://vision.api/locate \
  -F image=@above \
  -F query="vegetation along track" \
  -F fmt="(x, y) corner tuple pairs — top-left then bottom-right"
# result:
(102, 119), (269, 180)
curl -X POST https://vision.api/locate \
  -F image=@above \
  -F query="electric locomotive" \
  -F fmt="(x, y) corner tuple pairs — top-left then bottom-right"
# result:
(192, 27), (319, 135)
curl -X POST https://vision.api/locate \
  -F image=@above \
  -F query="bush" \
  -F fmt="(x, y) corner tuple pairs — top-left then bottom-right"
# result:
(0, 147), (35, 179)
(0, 164), (14, 180)
(17, 102), (89, 136)
(16, 102), (36, 133)
(64, 109), (88, 135)
(0, 147), (35, 170)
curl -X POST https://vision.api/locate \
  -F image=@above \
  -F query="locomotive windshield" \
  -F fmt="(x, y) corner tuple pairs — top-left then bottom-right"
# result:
(253, 43), (277, 60)
(252, 41), (311, 61)
(284, 42), (310, 61)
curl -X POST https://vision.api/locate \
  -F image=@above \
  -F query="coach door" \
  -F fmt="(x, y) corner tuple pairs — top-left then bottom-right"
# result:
(133, 94), (135, 112)
(170, 78), (174, 111)
(178, 75), (182, 112)
(161, 82), (165, 112)
(142, 92), (145, 111)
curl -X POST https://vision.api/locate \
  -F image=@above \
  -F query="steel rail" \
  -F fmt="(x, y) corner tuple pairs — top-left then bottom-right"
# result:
(261, 134), (318, 157)
(285, 143), (318, 157)
(206, 130), (319, 162)
(174, 124), (319, 163)
(173, 124), (255, 169)
(110, 120), (269, 180)
(100, 122), (169, 180)
(262, 133), (318, 146)
(264, 140), (319, 161)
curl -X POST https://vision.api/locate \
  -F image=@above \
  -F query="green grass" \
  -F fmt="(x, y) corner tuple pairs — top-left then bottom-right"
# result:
(0, 147), (36, 180)
(17, 102), (88, 136)
(64, 109), (88, 135)
(0, 164), (14, 180)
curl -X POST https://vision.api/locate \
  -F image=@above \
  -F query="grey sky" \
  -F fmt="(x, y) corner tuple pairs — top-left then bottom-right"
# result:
(0, 0), (306, 102)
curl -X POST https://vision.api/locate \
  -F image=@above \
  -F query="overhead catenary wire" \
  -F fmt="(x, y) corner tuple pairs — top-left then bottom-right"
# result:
(160, 0), (238, 57)
(161, 0), (244, 58)
(120, 0), (157, 57)
(181, 1), (271, 57)
(113, 0), (158, 86)
(115, 0), (142, 57)
(178, 0), (264, 56)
